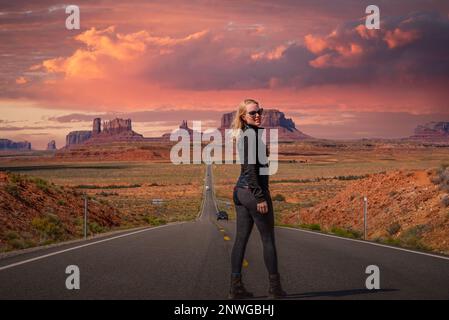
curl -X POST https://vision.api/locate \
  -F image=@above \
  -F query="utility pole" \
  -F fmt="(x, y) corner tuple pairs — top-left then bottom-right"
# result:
(84, 193), (88, 239)
(363, 195), (368, 240)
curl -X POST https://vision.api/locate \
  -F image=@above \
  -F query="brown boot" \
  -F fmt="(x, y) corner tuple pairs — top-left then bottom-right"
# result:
(268, 273), (287, 299)
(228, 274), (254, 299)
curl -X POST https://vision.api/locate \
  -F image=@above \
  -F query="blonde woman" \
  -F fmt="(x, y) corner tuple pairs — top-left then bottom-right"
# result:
(228, 99), (286, 299)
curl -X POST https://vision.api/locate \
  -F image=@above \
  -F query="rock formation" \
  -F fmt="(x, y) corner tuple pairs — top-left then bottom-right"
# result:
(161, 120), (200, 140)
(102, 118), (132, 135)
(66, 131), (92, 146)
(410, 122), (449, 141)
(47, 140), (57, 150)
(0, 139), (31, 151)
(220, 109), (312, 141)
(92, 118), (101, 135)
(65, 118), (144, 147)
(63, 109), (312, 148)
(88, 118), (143, 143)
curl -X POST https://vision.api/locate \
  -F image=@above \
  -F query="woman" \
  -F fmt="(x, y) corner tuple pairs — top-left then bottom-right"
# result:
(228, 98), (287, 299)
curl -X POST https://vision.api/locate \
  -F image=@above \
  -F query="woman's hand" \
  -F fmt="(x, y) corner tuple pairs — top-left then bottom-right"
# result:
(257, 201), (268, 214)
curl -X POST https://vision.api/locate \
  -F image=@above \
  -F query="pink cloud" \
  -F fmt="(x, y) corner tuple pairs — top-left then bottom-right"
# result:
(384, 28), (421, 49)
(304, 34), (328, 54)
(37, 26), (209, 80)
(251, 44), (288, 61)
(15, 76), (28, 84)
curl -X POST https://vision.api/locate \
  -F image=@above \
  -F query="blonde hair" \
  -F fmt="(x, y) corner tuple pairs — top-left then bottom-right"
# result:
(230, 99), (259, 139)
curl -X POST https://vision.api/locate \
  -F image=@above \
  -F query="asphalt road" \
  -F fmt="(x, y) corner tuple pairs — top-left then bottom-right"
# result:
(0, 164), (448, 299)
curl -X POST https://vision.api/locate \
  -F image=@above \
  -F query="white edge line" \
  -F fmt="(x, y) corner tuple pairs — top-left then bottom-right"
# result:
(0, 222), (186, 272)
(279, 226), (449, 261)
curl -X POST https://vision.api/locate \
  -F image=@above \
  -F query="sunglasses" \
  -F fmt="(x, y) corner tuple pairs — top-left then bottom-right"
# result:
(247, 108), (264, 117)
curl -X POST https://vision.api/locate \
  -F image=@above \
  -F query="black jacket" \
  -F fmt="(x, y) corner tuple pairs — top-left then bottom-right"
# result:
(235, 123), (269, 203)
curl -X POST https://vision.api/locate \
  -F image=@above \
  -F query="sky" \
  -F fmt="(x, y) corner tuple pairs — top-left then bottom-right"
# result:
(1, 0), (449, 149)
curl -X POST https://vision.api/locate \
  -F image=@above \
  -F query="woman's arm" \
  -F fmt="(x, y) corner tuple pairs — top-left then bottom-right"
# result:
(242, 135), (266, 204)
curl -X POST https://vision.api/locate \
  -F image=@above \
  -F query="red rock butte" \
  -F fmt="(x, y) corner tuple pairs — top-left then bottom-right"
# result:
(219, 109), (312, 141)
(409, 122), (449, 142)
(65, 117), (147, 147)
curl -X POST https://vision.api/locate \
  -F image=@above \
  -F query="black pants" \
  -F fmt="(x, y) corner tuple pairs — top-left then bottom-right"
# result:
(231, 187), (279, 275)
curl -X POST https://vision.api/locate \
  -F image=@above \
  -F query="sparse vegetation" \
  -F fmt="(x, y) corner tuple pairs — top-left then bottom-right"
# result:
(3, 231), (37, 250)
(88, 221), (105, 234)
(441, 195), (449, 208)
(146, 215), (167, 226)
(299, 223), (321, 231)
(32, 177), (51, 193)
(334, 174), (369, 181)
(5, 231), (20, 241)
(398, 224), (431, 251)
(389, 191), (398, 197)
(96, 191), (119, 197)
(330, 226), (362, 239)
(299, 200), (315, 208)
(431, 164), (449, 193)
(272, 194), (286, 202)
(5, 183), (20, 198)
(31, 213), (66, 242)
(387, 222), (401, 236)
(75, 184), (142, 189)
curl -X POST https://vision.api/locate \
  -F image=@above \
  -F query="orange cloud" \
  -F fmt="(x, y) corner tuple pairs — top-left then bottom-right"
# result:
(251, 44), (287, 61)
(384, 28), (421, 49)
(354, 24), (379, 40)
(38, 26), (209, 80)
(15, 76), (28, 84)
(304, 34), (328, 54)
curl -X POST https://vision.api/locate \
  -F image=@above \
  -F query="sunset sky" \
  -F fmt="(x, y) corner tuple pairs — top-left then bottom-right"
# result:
(1, 0), (449, 149)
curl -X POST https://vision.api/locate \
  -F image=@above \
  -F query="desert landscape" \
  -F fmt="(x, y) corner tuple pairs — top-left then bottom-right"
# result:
(1, 109), (449, 255)
(214, 142), (449, 254)
(0, 162), (204, 253)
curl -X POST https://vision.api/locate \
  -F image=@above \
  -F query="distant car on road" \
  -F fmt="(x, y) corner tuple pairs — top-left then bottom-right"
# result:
(216, 210), (228, 221)
(205, 185), (210, 191)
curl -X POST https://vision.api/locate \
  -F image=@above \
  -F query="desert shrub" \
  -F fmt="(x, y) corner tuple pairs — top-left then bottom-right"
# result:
(300, 201), (315, 208)
(8, 238), (28, 250)
(376, 236), (401, 246)
(4, 231), (36, 251)
(96, 191), (119, 197)
(441, 195), (449, 208)
(272, 194), (286, 202)
(5, 231), (19, 241)
(387, 222), (401, 236)
(88, 221), (105, 234)
(9, 173), (24, 184)
(433, 165), (449, 193)
(389, 191), (398, 197)
(5, 183), (20, 198)
(31, 213), (65, 241)
(98, 198), (109, 205)
(146, 216), (167, 226)
(75, 184), (141, 189)
(57, 199), (67, 206)
(334, 174), (368, 181)
(399, 224), (430, 250)
(430, 175), (441, 185)
(330, 226), (362, 239)
(31, 177), (51, 193)
(299, 223), (321, 231)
